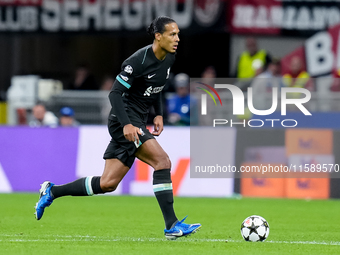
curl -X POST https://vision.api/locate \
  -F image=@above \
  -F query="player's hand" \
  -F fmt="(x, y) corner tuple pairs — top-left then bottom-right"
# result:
(123, 124), (142, 144)
(152, 115), (164, 136)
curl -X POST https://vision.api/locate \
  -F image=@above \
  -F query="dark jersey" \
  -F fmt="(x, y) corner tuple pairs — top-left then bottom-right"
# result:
(109, 45), (175, 125)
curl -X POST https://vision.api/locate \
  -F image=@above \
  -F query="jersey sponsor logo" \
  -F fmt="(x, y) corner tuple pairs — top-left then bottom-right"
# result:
(144, 85), (165, 96)
(144, 86), (153, 96)
(166, 68), (170, 79)
(148, 73), (156, 79)
(124, 65), (133, 74)
(153, 85), (165, 93)
(120, 74), (129, 82)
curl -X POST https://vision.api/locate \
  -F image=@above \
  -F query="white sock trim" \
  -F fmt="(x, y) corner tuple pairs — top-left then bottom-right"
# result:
(153, 183), (173, 193)
(85, 176), (94, 196)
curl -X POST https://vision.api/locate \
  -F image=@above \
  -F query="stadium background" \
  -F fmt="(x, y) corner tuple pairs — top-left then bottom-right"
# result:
(1, 0), (340, 200)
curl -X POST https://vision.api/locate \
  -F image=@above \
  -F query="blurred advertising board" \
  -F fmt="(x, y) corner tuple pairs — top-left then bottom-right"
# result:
(285, 129), (333, 199)
(0, 126), (234, 197)
(237, 129), (334, 199)
(77, 126), (234, 197)
(229, 0), (340, 37)
(0, 0), (226, 33)
(1, 125), (339, 198)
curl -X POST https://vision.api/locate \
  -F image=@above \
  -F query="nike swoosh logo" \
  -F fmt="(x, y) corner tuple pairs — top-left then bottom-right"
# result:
(40, 182), (50, 196)
(172, 229), (183, 236)
(40, 188), (48, 198)
(148, 74), (156, 79)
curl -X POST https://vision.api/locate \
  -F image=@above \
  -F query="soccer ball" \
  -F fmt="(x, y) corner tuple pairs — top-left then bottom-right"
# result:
(240, 215), (270, 242)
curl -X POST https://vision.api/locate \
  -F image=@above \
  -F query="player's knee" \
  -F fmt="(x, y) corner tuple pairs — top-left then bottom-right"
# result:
(155, 154), (171, 170)
(100, 178), (120, 193)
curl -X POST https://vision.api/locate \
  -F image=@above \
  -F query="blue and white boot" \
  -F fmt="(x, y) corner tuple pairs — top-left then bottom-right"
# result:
(164, 216), (201, 240)
(34, 181), (54, 220)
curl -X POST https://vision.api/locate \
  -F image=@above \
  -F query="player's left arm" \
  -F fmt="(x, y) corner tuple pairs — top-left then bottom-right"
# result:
(152, 93), (164, 136)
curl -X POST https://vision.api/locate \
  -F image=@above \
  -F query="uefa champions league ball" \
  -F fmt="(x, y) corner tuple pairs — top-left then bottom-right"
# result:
(241, 215), (270, 242)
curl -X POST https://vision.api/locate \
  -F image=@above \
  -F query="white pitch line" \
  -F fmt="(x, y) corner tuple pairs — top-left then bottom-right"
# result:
(0, 235), (339, 246)
(266, 240), (340, 246)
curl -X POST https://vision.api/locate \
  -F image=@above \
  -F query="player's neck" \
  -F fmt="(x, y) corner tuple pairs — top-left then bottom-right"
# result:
(152, 43), (167, 61)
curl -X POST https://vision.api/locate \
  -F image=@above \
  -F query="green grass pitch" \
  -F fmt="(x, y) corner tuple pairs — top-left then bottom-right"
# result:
(0, 194), (339, 255)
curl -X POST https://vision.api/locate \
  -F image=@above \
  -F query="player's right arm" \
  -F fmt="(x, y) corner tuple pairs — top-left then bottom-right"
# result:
(109, 83), (141, 143)
(109, 59), (142, 143)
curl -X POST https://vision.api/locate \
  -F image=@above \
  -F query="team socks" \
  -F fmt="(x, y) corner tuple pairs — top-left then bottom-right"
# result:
(153, 169), (178, 230)
(50, 171), (178, 230)
(51, 176), (104, 199)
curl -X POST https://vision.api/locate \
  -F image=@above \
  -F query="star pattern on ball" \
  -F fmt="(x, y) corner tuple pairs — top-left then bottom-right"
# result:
(240, 215), (270, 242)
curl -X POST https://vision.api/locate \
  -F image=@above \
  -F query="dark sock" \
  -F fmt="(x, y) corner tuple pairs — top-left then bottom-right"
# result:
(51, 176), (104, 199)
(153, 169), (178, 230)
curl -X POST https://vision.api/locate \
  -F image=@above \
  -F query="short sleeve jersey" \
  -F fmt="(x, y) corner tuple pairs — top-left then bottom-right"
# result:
(113, 45), (175, 116)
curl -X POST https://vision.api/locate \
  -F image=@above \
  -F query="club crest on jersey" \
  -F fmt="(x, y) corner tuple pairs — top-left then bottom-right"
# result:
(124, 65), (133, 74)
(166, 67), (170, 79)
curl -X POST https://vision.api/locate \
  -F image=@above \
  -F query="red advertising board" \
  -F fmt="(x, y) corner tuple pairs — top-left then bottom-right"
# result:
(229, 0), (340, 36)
